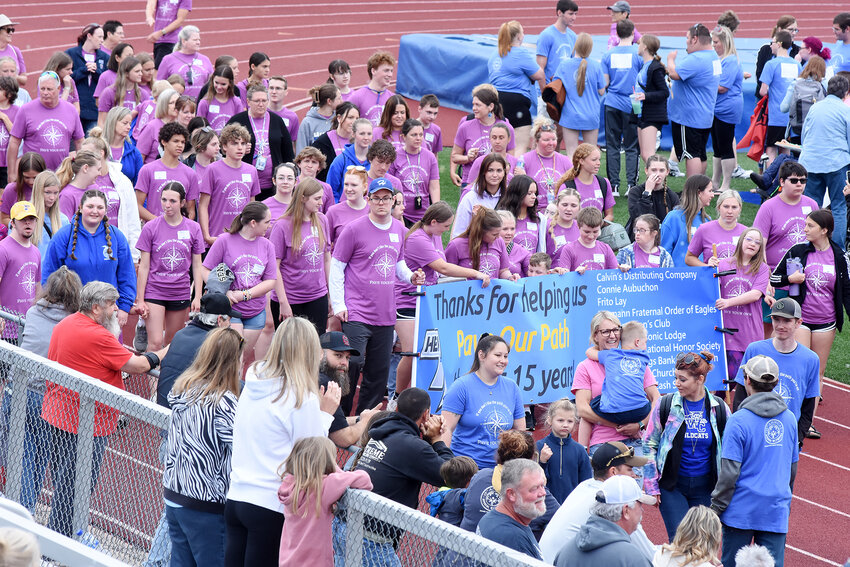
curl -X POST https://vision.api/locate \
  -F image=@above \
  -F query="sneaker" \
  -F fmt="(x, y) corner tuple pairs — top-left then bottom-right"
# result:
(386, 392), (399, 412)
(133, 320), (148, 352)
(625, 186), (634, 196)
(731, 164), (752, 179)
(668, 160), (685, 177)
(611, 186), (620, 197)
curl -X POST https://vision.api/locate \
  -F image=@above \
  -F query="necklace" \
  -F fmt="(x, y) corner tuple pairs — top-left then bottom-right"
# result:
(405, 149), (422, 195)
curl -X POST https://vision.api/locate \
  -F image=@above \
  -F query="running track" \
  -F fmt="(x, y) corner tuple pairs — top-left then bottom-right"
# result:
(6, 2), (850, 564)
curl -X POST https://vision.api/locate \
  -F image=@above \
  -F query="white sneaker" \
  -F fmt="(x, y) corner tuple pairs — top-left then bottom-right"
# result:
(731, 165), (752, 179)
(611, 187), (621, 197)
(668, 160), (685, 177)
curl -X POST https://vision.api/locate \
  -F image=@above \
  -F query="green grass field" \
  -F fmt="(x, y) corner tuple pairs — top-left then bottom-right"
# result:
(433, 148), (849, 384)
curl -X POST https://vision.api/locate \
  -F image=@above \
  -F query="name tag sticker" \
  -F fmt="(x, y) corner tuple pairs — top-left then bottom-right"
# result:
(209, 104), (220, 113)
(282, 117), (290, 127)
(527, 222), (537, 230)
(594, 190), (603, 198)
(84, 53), (95, 63)
(690, 226), (698, 236)
(252, 263), (264, 274)
(242, 174), (252, 182)
(649, 254), (660, 264)
(554, 235), (566, 246)
(732, 236), (740, 245)
(801, 206), (812, 214)
(824, 265), (835, 274)
(425, 133), (435, 142)
(145, 106), (154, 115)
(178, 230), (190, 240)
(780, 63), (798, 79)
(713, 60), (722, 75)
(593, 254), (605, 263)
(611, 53), (632, 69)
(154, 171), (167, 180)
(389, 233), (399, 243)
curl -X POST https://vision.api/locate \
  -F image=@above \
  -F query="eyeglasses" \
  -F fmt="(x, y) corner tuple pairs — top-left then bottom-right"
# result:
(370, 196), (394, 203)
(1, 27), (14, 34)
(596, 326), (622, 337)
(346, 165), (366, 172)
(743, 236), (762, 244)
(676, 352), (710, 366)
(604, 446), (634, 468)
(634, 228), (652, 234)
(786, 177), (807, 184)
(787, 27), (799, 34)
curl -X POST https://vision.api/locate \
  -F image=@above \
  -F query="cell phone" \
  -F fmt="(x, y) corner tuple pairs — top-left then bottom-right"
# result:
(846, 170), (850, 185)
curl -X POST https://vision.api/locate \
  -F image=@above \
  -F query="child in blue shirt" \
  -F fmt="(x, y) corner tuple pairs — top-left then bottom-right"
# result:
(579, 320), (652, 447)
(425, 455), (478, 527)
(536, 399), (592, 504)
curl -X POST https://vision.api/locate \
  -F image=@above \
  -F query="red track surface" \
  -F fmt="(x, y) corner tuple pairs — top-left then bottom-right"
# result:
(6, 2), (850, 564)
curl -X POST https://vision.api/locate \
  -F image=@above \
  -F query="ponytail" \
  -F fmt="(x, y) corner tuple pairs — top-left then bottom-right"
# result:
(228, 201), (269, 234)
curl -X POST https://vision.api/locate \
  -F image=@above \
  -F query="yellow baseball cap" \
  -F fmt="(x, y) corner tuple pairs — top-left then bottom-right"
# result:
(10, 201), (38, 221)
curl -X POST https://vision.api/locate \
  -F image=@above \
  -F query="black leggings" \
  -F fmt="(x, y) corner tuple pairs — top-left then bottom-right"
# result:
(270, 295), (328, 336)
(224, 499), (284, 567)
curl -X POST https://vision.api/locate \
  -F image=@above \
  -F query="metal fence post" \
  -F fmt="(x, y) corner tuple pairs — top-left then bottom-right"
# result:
(5, 369), (29, 501)
(345, 496), (365, 567)
(72, 395), (97, 535)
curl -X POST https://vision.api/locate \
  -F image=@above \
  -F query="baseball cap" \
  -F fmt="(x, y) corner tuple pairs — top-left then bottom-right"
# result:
(607, 1), (631, 13)
(200, 292), (241, 318)
(320, 331), (361, 356)
(10, 201), (38, 221)
(368, 177), (396, 194)
(595, 475), (655, 505)
(742, 355), (779, 384)
(770, 297), (801, 320)
(591, 441), (648, 472)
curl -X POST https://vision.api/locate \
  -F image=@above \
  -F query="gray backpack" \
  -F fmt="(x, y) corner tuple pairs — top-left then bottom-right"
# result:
(788, 78), (825, 133)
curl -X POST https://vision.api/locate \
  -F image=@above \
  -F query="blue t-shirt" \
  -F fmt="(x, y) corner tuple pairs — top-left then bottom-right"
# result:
(488, 47), (540, 101)
(601, 45), (641, 113)
(679, 398), (712, 477)
(720, 405), (798, 533)
(442, 374), (525, 468)
(762, 56), (802, 127)
(553, 57), (606, 130)
(598, 348), (651, 412)
(476, 510), (542, 560)
(831, 41), (850, 73)
(734, 340), (820, 420)
(537, 24), (578, 81)
(715, 55), (745, 124)
(668, 49), (721, 129)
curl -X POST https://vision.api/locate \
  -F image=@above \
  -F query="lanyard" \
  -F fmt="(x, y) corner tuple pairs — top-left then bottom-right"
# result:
(404, 149), (422, 195)
(249, 112), (268, 158)
(537, 152), (555, 191)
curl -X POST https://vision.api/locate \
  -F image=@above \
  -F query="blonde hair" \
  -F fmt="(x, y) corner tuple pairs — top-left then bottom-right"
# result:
(556, 143), (597, 186)
(171, 328), (243, 405)
(620, 320), (647, 344)
(546, 398), (576, 422)
(549, 188), (580, 237)
(731, 227), (767, 276)
(711, 25), (737, 59)
(279, 436), (338, 518)
(55, 149), (101, 188)
(0, 527), (40, 567)
(574, 33), (594, 96)
(155, 88), (179, 120)
(589, 310), (621, 346)
(282, 178), (327, 253)
(31, 171), (62, 247)
(150, 79), (172, 99)
(497, 21), (523, 57)
(661, 506), (722, 565)
(253, 317), (321, 406)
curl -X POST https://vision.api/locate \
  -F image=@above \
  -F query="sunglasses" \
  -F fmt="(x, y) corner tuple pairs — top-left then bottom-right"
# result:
(1, 27), (14, 34)
(604, 446), (634, 468)
(785, 177), (807, 184)
(346, 165), (366, 172)
(676, 352), (710, 366)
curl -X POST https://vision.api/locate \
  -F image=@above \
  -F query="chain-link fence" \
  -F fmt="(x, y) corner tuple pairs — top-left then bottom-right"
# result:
(0, 339), (170, 565)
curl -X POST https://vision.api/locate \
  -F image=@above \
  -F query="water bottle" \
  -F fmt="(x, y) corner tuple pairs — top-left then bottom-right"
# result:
(76, 530), (100, 550)
(787, 257), (803, 295)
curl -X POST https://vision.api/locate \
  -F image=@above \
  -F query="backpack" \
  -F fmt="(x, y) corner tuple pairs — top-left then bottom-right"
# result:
(562, 174), (630, 252)
(788, 78), (825, 133)
(658, 392), (727, 437)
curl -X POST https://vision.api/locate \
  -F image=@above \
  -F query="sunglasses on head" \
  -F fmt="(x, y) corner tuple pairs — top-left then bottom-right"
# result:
(604, 446), (634, 468)
(346, 165), (366, 172)
(676, 352), (709, 366)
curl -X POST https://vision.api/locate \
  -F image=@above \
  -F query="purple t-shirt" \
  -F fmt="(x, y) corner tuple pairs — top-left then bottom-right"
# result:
(197, 96), (245, 134)
(388, 147), (439, 223)
(136, 160), (201, 216)
(97, 86), (145, 113)
(58, 184), (89, 220)
(326, 200), (368, 242)
(134, 100), (156, 137)
(91, 173), (121, 227)
(0, 105), (19, 167)
(567, 176), (616, 213)
(135, 118), (165, 163)
(271, 106), (300, 142)
(514, 217), (539, 253)
(0, 237), (40, 338)
(718, 257), (769, 351)
(521, 150), (572, 210)
(468, 152), (519, 186)
(318, 179), (334, 213)
(507, 242), (531, 277)
(237, 79), (268, 107)
(269, 214), (330, 304)
(0, 44), (25, 75)
(1, 183), (31, 215)
(422, 122), (442, 154)
(347, 87), (394, 126)
(688, 221), (747, 262)
(445, 236), (511, 278)
(802, 248), (837, 324)
(202, 231), (277, 318)
(453, 119), (516, 183)
(247, 112), (274, 188)
(136, 216), (204, 300)
(10, 100), (84, 170)
(154, 0), (192, 44)
(325, 129), (348, 155)
(93, 70), (117, 99)
(261, 195), (290, 236)
(633, 244), (664, 268)
(372, 128), (404, 154)
(156, 51), (212, 99)
(396, 228), (444, 309)
(753, 195), (819, 270)
(200, 159), (261, 238)
(332, 215), (406, 326)
(545, 222), (579, 258)
(555, 240), (618, 271)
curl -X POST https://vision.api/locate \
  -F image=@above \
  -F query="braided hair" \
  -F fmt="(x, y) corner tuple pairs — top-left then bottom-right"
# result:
(70, 190), (113, 261)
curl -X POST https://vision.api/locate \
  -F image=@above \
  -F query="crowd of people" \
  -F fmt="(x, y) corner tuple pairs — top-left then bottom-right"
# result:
(1, 2), (850, 567)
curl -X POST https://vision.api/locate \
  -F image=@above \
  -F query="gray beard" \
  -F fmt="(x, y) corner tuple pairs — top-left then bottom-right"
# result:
(319, 359), (350, 396)
(97, 309), (121, 338)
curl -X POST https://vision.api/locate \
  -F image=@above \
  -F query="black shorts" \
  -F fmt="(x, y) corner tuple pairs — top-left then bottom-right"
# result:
(671, 121), (710, 161)
(801, 321), (836, 332)
(711, 116), (737, 160)
(498, 91), (533, 128)
(637, 118), (665, 131)
(764, 125), (787, 148)
(145, 298), (191, 311)
(396, 308), (416, 320)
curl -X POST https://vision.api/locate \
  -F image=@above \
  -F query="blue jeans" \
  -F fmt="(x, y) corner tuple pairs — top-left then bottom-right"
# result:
(19, 390), (51, 512)
(143, 439), (172, 567)
(588, 436), (648, 484)
(721, 524), (786, 567)
(46, 426), (108, 536)
(805, 166), (848, 250)
(658, 473), (714, 542)
(166, 505), (226, 567)
(332, 516), (402, 567)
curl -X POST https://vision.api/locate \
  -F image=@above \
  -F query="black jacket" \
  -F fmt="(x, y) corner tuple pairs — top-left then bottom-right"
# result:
(354, 413), (453, 510)
(226, 110), (294, 183)
(311, 131), (338, 182)
(638, 59), (669, 124)
(156, 319), (216, 408)
(626, 184), (679, 239)
(771, 240), (850, 331)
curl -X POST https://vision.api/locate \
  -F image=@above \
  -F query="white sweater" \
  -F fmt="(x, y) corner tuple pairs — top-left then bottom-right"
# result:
(227, 364), (333, 512)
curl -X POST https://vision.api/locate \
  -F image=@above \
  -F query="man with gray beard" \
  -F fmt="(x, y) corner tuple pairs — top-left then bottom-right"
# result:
(319, 331), (380, 448)
(42, 281), (168, 536)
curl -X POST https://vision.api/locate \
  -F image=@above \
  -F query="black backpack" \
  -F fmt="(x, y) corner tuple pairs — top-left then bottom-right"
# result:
(658, 392), (727, 437)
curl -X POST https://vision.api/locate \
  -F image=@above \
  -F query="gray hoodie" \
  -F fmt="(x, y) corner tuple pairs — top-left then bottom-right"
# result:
(295, 107), (333, 153)
(20, 300), (73, 393)
(554, 515), (653, 567)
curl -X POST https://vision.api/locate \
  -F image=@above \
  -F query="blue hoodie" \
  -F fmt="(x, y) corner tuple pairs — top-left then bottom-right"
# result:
(326, 143), (370, 201)
(42, 220), (136, 312)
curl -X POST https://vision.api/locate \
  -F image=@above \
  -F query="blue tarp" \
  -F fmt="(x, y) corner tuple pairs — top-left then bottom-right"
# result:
(397, 33), (771, 151)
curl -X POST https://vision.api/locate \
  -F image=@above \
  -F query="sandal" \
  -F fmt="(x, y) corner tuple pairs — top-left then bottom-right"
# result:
(806, 425), (822, 439)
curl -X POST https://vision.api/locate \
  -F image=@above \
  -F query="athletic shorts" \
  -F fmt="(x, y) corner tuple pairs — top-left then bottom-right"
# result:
(711, 117), (737, 160)
(764, 125), (787, 148)
(145, 298), (191, 311)
(671, 121), (710, 161)
(801, 321), (836, 332)
(498, 91), (533, 128)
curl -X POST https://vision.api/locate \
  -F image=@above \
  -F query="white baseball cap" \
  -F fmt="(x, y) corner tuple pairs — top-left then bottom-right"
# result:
(596, 475), (655, 505)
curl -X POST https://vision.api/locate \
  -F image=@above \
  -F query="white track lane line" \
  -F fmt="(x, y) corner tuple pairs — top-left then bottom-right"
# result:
(786, 545), (841, 566)
(815, 416), (850, 431)
(792, 494), (850, 519)
(801, 452), (850, 472)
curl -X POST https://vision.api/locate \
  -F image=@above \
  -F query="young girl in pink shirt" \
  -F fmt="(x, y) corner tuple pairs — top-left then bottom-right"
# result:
(278, 436), (372, 566)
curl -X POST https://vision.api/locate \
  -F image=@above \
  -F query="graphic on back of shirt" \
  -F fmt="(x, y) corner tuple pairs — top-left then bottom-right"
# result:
(764, 419), (783, 446)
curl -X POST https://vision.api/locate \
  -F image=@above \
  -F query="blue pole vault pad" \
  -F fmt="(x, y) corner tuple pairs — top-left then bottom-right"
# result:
(397, 33), (767, 151)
